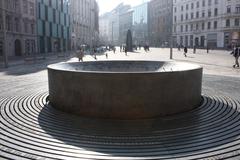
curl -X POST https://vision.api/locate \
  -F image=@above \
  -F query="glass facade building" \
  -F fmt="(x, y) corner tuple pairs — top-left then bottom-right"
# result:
(37, 0), (71, 54)
(132, 3), (148, 45)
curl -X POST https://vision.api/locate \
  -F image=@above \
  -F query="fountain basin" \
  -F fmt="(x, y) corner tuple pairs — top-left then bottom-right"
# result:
(48, 61), (203, 119)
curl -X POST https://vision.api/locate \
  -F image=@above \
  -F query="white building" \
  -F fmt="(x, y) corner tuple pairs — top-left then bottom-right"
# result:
(70, 0), (99, 50)
(173, 0), (240, 49)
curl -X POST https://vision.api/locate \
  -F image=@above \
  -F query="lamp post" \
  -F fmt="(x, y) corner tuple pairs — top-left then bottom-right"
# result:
(170, 0), (173, 60)
(111, 21), (115, 45)
(1, 0), (8, 68)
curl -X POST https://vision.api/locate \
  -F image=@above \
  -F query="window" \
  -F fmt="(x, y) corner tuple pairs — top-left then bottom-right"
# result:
(191, 12), (194, 19)
(235, 19), (240, 26)
(23, 0), (28, 14)
(214, 8), (218, 16)
(31, 24), (34, 34)
(191, 3), (194, 9)
(208, 22), (211, 29)
(202, 0), (205, 7)
(14, 18), (20, 32)
(236, 5), (240, 13)
(196, 11), (199, 18)
(185, 25), (188, 32)
(208, 0), (212, 6)
(186, 4), (189, 10)
(181, 25), (183, 32)
(214, 21), (217, 29)
(24, 21), (28, 33)
(181, 14), (183, 21)
(174, 7), (177, 12)
(215, 0), (218, 4)
(29, 2), (34, 16)
(202, 11), (205, 17)
(191, 24), (193, 31)
(202, 22), (205, 30)
(208, 10), (211, 17)
(197, 1), (200, 8)
(174, 16), (177, 22)
(53, 9), (56, 23)
(45, 6), (48, 20)
(181, 6), (183, 11)
(196, 23), (199, 30)
(227, 6), (231, 13)
(0, 15), (2, 30)
(226, 19), (230, 27)
(186, 14), (188, 20)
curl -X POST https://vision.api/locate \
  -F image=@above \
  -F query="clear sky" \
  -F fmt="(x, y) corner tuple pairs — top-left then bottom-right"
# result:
(97, 0), (149, 15)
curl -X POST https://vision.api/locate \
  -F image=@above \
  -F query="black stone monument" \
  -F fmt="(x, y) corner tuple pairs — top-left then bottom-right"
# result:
(126, 29), (133, 52)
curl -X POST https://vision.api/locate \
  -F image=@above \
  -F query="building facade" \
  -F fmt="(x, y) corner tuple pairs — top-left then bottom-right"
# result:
(70, 0), (99, 50)
(173, 0), (240, 49)
(119, 10), (133, 45)
(99, 3), (130, 45)
(37, 0), (71, 54)
(148, 0), (173, 47)
(132, 3), (149, 46)
(0, 0), (37, 58)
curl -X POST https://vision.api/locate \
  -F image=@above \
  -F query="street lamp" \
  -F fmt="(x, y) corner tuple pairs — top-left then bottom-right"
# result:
(170, 1), (174, 60)
(111, 21), (115, 45)
(1, 0), (8, 67)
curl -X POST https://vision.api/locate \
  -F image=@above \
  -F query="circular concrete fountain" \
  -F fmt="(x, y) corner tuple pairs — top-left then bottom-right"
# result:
(48, 61), (203, 119)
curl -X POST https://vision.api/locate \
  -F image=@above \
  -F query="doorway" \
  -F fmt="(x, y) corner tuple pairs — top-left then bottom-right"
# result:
(15, 39), (22, 56)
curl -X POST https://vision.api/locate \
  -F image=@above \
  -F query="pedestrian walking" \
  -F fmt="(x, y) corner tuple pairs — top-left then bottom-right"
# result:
(207, 46), (209, 53)
(231, 46), (240, 68)
(120, 45), (122, 52)
(184, 46), (188, 57)
(113, 46), (116, 53)
(125, 47), (127, 56)
(78, 48), (84, 62)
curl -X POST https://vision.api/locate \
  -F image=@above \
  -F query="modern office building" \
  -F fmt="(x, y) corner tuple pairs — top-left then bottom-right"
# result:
(173, 0), (240, 49)
(148, 0), (173, 47)
(132, 3), (149, 46)
(0, 0), (37, 58)
(70, 0), (99, 50)
(119, 9), (133, 45)
(37, 0), (71, 54)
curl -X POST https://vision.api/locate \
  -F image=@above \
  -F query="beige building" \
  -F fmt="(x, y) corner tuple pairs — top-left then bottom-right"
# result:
(148, 0), (173, 47)
(173, 0), (240, 49)
(0, 0), (37, 58)
(70, 0), (99, 50)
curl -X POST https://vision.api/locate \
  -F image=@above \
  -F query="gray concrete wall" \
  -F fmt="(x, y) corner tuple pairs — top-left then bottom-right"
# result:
(48, 61), (203, 119)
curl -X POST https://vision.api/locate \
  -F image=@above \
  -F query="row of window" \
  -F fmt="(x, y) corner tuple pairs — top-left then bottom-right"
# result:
(38, 0), (69, 14)
(3, 0), (35, 16)
(175, 8), (219, 22)
(0, 14), (35, 34)
(176, 18), (240, 33)
(175, 0), (219, 12)
(38, 4), (70, 26)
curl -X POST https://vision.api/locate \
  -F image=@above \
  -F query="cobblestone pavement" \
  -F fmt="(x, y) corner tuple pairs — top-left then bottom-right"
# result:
(0, 48), (240, 159)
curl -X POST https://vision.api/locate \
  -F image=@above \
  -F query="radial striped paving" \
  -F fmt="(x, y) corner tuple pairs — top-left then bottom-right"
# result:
(1, 92), (240, 160)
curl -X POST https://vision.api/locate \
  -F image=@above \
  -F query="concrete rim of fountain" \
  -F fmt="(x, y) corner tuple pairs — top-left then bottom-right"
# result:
(47, 60), (202, 74)
(48, 60), (203, 119)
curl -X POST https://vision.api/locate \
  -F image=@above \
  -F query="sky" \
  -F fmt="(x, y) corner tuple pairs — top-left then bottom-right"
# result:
(97, 0), (149, 15)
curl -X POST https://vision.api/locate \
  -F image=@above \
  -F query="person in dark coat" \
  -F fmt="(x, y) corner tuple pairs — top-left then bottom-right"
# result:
(231, 46), (240, 68)
(184, 46), (188, 57)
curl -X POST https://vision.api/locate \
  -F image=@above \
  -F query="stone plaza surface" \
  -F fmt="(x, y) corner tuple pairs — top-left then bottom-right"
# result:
(0, 48), (240, 159)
